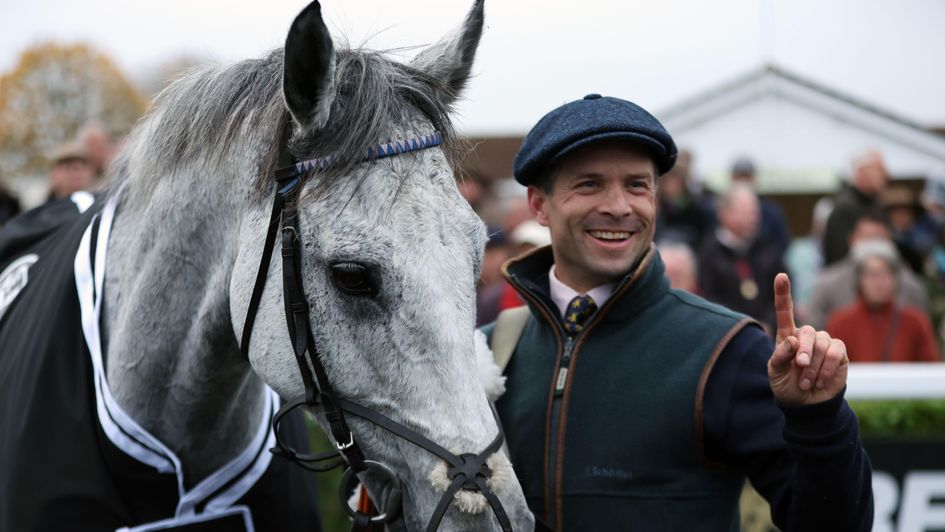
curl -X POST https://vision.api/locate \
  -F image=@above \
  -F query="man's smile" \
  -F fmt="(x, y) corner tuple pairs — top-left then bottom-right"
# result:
(587, 230), (633, 241)
(585, 229), (638, 250)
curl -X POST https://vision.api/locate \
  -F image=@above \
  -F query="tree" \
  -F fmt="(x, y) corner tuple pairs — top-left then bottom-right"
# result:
(0, 42), (147, 179)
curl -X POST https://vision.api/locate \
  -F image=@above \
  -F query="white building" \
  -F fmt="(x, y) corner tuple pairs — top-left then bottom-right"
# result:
(658, 65), (945, 193)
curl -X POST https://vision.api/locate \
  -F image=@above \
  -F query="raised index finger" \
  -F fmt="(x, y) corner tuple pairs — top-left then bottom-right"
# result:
(774, 273), (797, 344)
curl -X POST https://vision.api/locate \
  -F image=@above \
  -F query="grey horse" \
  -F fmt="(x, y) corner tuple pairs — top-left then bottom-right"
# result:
(0, 1), (533, 530)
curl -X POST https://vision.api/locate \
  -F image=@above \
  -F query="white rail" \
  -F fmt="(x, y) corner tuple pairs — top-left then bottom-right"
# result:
(845, 363), (945, 400)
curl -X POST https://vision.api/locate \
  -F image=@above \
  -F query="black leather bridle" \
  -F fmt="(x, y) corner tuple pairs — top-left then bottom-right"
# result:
(239, 124), (514, 532)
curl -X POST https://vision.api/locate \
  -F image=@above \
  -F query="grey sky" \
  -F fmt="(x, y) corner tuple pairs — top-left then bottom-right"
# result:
(2, 0), (943, 135)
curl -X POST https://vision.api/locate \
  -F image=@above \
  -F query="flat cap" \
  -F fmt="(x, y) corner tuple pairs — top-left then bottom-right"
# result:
(851, 238), (901, 268)
(513, 94), (677, 186)
(731, 157), (757, 176)
(51, 141), (89, 164)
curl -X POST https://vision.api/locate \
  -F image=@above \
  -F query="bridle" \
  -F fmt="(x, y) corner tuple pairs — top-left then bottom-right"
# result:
(239, 123), (514, 532)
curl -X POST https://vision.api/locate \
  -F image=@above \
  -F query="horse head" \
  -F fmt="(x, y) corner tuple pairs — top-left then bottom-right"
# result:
(228, 1), (533, 530)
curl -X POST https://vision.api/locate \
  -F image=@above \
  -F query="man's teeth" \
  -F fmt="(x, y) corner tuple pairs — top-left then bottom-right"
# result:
(589, 230), (631, 240)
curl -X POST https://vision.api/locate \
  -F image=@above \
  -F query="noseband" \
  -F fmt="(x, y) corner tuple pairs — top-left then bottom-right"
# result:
(239, 124), (514, 532)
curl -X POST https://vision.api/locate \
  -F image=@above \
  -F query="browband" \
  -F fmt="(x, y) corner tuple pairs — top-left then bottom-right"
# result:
(275, 132), (443, 181)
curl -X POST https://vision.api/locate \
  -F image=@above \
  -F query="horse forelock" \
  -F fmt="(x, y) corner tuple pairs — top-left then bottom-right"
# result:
(286, 49), (464, 195)
(115, 45), (465, 204)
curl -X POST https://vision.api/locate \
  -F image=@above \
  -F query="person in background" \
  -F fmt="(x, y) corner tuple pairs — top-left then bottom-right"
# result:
(823, 149), (889, 265)
(921, 204), (945, 353)
(47, 141), (95, 202)
(827, 241), (941, 362)
(0, 179), (20, 227)
(879, 186), (927, 273)
(808, 211), (928, 329)
(497, 220), (552, 311)
(500, 190), (535, 237)
(698, 182), (786, 333)
(785, 197), (833, 324)
(655, 151), (706, 250)
(730, 157), (791, 252)
(77, 122), (118, 179)
(457, 175), (485, 213)
(476, 228), (511, 326)
(657, 240), (699, 293)
(916, 175), (945, 255)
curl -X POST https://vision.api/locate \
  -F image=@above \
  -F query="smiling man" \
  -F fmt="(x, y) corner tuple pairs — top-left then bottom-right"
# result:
(487, 94), (874, 531)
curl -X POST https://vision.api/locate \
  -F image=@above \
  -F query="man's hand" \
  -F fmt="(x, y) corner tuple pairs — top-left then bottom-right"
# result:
(769, 273), (849, 406)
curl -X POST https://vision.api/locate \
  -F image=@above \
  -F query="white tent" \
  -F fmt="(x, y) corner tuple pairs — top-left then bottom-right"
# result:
(658, 65), (945, 193)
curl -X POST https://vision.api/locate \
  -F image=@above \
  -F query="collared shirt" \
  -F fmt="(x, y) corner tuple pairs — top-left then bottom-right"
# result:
(715, 226), (753, 253)
(548, 265), (616, 319)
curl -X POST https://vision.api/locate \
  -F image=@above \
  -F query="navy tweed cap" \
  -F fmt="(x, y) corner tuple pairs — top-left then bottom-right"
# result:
(513, 94), (677, 186)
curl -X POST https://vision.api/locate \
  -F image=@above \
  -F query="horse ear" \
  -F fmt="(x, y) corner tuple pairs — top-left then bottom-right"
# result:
(409, 0), (484, 105)
(283, 0), (336, 131)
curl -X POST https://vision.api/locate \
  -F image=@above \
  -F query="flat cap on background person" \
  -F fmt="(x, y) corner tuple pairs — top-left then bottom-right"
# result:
(878, 186), (919, 212)
(731, 157), (757, 177)
(851, 238), (901, 267)
(51, 141), (89, 165)
(510, 219), (551, 248)
(513, 94), (677, 186)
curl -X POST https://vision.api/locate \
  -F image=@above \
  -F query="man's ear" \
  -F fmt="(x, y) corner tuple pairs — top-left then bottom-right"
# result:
(527, 185), (550, 227)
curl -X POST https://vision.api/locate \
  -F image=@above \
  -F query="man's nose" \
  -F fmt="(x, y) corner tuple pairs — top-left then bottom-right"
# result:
(597, 186), (632, 217)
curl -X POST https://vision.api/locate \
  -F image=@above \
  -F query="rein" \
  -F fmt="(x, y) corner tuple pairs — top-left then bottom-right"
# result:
(239, 124), (514, 532)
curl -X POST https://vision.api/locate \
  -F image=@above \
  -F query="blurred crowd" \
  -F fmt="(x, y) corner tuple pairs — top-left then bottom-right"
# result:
(0, 122), (119, 225)
(467, 147), (945, 363)
(3, 125), (943, 363)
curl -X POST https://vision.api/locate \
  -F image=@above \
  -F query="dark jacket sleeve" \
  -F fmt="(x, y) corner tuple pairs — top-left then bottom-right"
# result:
(702, 326), (874, 532)
(761, 199), (791, 253)
(823, 203), (858, 266)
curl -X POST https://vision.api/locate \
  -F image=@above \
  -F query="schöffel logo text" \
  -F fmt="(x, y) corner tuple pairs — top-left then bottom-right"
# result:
(584, 466), (633, 481)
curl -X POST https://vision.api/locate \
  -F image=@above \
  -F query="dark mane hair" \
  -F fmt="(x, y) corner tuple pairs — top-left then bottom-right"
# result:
(128, 46), (462, 198)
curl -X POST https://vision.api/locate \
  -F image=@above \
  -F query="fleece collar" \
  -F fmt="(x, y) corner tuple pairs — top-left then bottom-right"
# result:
(502, 244), (670, 325)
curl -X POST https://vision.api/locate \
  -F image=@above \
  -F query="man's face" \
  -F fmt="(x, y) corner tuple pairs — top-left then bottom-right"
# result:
(849, 219), (891, 246)
(657, 173), (686, 202)
(858, 256), (897, 307)
(719, 188), (760, 241)
(50, 158), (94, 199)
(661, 248), (697, 293)
(887, 206), (915, 233)
(854, 153), (889, 196)
(528, 140), (656, 293)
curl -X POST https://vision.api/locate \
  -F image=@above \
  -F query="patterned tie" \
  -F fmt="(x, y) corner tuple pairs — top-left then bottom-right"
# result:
(563, 295), (597, 335)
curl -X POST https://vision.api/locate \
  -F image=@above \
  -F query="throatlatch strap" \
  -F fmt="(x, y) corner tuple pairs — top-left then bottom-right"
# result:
(240, 186), (284, 361)
(240, 119), (295, 361)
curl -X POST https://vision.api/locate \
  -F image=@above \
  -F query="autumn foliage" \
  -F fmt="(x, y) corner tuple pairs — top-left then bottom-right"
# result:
(0, 42), (146, 179)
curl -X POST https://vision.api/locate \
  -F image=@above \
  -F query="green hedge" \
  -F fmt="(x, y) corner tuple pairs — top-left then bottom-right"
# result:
(849, 398), (945, 438)
(307, 425), (347, 532)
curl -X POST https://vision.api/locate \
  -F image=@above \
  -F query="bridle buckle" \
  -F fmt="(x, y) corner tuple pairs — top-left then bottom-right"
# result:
(336, 433), (356, 451)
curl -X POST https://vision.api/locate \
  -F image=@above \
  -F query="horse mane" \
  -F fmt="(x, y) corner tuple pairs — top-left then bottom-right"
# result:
(113, 45), (463, 199)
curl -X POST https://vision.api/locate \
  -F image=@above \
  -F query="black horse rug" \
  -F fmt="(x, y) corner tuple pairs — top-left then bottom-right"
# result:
(0, 195), (321, 532)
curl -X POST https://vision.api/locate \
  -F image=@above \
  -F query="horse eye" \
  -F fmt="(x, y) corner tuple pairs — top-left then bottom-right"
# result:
(330, 262), (376, 297)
